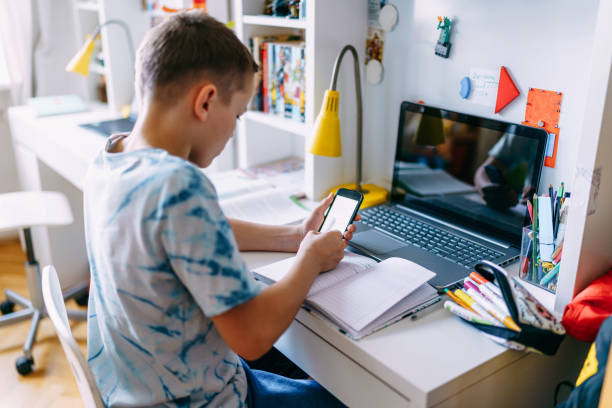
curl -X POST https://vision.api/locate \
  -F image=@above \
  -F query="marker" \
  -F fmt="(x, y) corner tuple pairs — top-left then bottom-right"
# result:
(453, 289), (501, 326)
(540, 263), (560, 286)
(470, 271), (502, 298)
(444, 301), (498, 326)
(464, 280), (509, 316)
(464, 287), (522, 332)
(548, 184), (554, 215)
(551, 242), (563, 260)
(444, 288), (474, 313)
(553, 247), (563, 264)
(527, 200), (534, 223)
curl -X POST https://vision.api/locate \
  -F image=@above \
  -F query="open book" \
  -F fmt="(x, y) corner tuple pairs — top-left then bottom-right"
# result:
(207, 159), (310, 225)
(253, 252), (439, 339)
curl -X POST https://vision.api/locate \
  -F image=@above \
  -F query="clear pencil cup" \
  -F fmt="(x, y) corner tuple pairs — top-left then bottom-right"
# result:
(519, 226), (560, 293)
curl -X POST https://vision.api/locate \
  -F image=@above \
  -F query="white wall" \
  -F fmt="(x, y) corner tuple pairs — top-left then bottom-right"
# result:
(362, 0), (599, 194)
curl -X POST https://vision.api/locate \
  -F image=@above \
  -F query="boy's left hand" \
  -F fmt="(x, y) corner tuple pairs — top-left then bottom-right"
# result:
(297, 192), (361, 243)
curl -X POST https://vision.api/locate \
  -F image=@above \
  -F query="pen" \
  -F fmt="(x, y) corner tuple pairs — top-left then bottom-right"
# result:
(553, 196), (562, 239)
(548, 184), (554, 215)
(521, 238), (532, 278)
(444, 301), (498, 326)
(464, 280), (509, 316)
(453, 289), (501, 326)
(551, 242), (563, 260)
(444, 288), (474, 313)
(464, 287), (522, 332)
(470, 271), (502, 298)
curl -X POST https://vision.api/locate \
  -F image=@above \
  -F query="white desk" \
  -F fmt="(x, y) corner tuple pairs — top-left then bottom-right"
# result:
(8, 104), (112, 290)
(9, 104), (588, 407)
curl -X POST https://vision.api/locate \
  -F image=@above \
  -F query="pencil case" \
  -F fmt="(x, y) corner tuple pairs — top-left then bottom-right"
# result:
(466, 260), (566, 355)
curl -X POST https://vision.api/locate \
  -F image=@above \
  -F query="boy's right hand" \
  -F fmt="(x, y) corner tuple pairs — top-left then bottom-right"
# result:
(297, 230), (347, 273)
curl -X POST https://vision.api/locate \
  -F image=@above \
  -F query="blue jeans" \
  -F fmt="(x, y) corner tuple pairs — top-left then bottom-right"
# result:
(240, 358), (345, 407)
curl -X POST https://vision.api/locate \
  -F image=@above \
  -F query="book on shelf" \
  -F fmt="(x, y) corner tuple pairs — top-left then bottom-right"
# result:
(249, 35), (305, 122)
(253, 252), (440, 339)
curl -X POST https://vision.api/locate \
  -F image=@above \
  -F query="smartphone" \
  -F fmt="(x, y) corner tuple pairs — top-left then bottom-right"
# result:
(318, 188), (364, 234)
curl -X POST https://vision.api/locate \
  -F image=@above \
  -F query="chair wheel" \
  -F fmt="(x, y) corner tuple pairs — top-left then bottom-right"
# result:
(1, 300), (15, 315)
(75, 292), (89, 307)
(16, 356), (34, 376)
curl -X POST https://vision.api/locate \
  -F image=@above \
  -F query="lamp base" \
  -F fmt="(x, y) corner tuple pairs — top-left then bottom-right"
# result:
(328, 183), (388, 209)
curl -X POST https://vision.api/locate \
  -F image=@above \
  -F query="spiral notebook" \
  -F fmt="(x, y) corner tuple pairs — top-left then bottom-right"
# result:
(253, 252), (439, 339)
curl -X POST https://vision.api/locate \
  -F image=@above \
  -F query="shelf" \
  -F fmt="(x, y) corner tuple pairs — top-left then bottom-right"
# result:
(75, 0), (99, 12)
(242, 15), (307, 29)
(244, 111), (309, 136)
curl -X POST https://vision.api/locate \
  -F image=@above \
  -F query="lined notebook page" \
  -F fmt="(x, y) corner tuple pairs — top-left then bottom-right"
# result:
(253, 252), (377, 297)
(307, 258), (435, 332)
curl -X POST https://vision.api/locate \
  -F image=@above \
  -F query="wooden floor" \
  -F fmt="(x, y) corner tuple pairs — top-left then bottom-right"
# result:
(0, 238), (86, 407)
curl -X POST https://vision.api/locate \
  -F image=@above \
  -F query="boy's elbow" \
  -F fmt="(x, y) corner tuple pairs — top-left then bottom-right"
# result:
(234, 333), (275, 360)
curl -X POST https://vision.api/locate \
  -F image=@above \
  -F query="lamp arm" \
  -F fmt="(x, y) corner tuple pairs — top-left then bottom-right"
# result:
(92, 19), (136, 70)
(329, 45), (364, 192)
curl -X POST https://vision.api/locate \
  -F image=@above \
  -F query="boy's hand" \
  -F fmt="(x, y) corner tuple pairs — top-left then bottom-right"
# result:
(297, 193), (361, 244)
(297, 230), (347, 272)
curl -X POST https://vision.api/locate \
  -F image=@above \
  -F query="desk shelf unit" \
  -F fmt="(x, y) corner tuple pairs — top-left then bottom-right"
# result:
(233, 0), (367, 199)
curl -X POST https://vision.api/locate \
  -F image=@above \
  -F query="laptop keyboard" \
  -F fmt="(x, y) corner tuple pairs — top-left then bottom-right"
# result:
(359, 206), (504, 268)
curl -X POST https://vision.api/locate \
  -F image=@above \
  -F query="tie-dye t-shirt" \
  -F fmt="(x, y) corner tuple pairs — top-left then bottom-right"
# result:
(83, 134), (262, 407)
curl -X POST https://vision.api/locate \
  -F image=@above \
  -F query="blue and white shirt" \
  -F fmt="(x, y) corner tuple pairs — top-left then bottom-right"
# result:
(83, 134), (261, 407)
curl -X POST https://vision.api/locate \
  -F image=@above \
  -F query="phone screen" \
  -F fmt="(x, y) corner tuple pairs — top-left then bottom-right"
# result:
(319, 194), (361, 233)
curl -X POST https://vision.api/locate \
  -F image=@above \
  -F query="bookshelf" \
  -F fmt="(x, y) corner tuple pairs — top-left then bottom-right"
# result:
(233, 0), (367, 200)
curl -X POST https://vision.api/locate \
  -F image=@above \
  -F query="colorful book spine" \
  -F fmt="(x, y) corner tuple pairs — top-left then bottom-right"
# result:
(262, 42), (269, 113)
(248, 36), (305, 122)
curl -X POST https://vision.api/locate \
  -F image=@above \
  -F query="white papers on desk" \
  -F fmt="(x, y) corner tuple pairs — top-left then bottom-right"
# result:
(397, 168), (476, 196)
(221, 188), (309, 225)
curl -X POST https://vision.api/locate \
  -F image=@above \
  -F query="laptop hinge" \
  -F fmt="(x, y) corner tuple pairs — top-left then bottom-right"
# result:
(395, 204), (511, 249)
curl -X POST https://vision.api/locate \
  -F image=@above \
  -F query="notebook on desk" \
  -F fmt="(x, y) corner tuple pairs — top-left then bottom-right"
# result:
(253, 252), (439, 339)
(350, 101), (548, 290)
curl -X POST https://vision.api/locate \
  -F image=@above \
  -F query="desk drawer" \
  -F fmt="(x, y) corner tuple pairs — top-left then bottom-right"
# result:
(275, 319), (411, 407)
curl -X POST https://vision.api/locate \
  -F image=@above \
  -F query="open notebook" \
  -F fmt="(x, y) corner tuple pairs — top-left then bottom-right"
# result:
(253, 252), (440, 339)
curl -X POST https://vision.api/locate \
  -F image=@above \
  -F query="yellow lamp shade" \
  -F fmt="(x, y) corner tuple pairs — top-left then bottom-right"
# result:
(309, 90), (341, 157)
(413, 112), (445, 146)
(65, 34), (97, 77)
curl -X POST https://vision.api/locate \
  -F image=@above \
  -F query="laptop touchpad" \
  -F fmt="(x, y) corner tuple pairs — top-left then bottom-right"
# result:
(351, 230), (405, 255)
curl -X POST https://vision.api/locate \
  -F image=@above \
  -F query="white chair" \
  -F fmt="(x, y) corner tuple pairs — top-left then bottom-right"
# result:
(0, 191), (87, 375)
(42, 265), (103, 408)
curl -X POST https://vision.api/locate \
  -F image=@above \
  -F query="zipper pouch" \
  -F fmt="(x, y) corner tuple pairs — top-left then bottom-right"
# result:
(466, 260), (566, 355)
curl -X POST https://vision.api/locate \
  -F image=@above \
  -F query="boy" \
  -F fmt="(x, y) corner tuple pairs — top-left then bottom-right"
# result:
(83, 10), (355, 407)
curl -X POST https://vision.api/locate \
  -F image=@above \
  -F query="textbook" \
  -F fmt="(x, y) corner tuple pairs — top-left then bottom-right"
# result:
(253, 252), (439, 339)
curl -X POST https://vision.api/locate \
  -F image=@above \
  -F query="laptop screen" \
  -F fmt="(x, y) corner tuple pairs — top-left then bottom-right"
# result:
(391, 102), (547, 246)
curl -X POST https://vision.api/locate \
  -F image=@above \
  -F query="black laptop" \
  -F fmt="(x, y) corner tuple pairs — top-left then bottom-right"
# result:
(350, 101), (548, 290)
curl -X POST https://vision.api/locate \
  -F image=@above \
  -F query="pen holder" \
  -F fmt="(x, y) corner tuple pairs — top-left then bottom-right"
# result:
(519, 226), (560, 293)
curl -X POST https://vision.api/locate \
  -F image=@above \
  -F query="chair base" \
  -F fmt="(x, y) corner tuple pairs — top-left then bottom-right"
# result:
(0, 288), (87, 375)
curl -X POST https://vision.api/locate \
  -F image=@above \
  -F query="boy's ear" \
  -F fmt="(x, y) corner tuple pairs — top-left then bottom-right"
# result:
(194, 83), (217, 122)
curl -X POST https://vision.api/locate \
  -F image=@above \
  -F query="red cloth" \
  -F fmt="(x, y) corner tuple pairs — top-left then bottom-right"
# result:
(562, 270), (612, 342)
